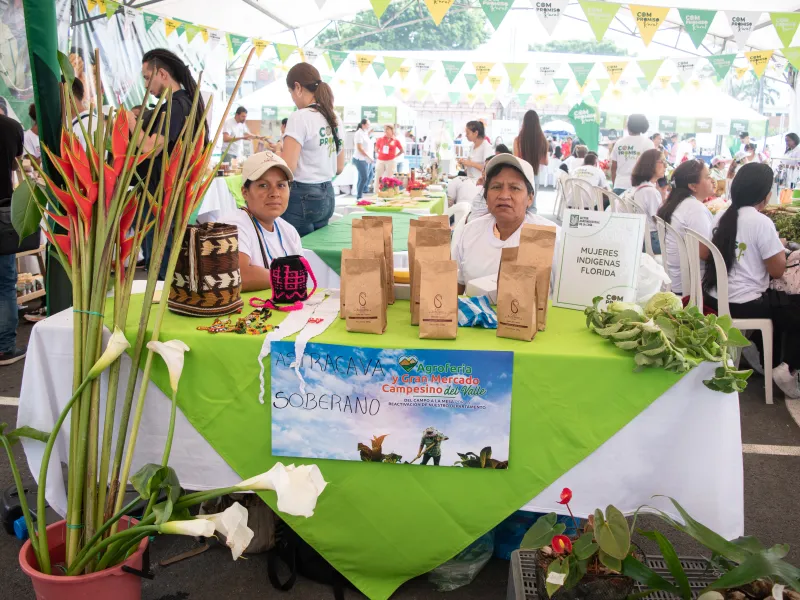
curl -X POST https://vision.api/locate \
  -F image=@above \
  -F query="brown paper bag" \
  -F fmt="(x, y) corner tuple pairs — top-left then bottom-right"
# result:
(517, 224), (557, 331)
(343, 257), (386, 334)
(496, 263), (538, 341)
(409, 219), (449, 318)
(339, 248), (354, 319)
(419, 260), (458, 339)
(412, 228), (451, 325)
(362, 216), (395, 304)
(352, 219), (388, 308)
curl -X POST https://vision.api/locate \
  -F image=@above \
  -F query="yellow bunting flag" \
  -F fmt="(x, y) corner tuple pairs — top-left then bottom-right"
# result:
(398, 66), (410, 80)
(353, 81), (363, 92)
(200, 27), (209, 43)
(399, 88), (411, 100)
(735, 66), (750, 80)
(96, 0), (106, 14)
(253, 39), (270, 57)
(473, 62), (494, 83)
(164, 18), (181, 38)
(465, 92), (478, 106)
(629, 5), (670, 46)
(489, 75), (502, 91)
(355, 54), (375, 74)
(658, 75), (672, 88)
(604, 61), (628, 84)
(87, 0), (97, 11)
(745, 50), (774, 78)
(424, 0), (456, 26)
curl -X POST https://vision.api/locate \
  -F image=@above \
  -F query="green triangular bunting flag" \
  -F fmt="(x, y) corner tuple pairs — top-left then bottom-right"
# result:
(423, 70), (435, 85)
(553, 78), (570, 94)
(708, 53), (737, 80)
(772, 12), (800, 47)
(517, 93), (531, 106)
(464, 73), (478, 89)
(327, 50), (349, 72)
(384, 56), (405, 77)
(143, 12), (158, 31)
(105, 0), (120, 18)
(383, 85), (395, 96)
(590, 90), (602, 104)
(579, 0), (619, 41)
(480, 0), (513, 30)
(443, 61), (465, 83)
(482, 93), (495, 106)
(228, 33), (248, 55)
(671, 81), (683, 93)
(596, 78), (609, 94)
(372, 62), (386, 78)
(174, 19), (191, 36)
(503, 63), (527, 88)
(184, 24), (200, 43)
(569, 63), (594, 87)
(678, 9), (716, 49)
(322, 75), (333, 84)
(637, 77), (650, 89)
(274, 43), (297, 63)
(369, 0), (391, 19)
(448, 91), (461, 104)
(638, 59), (664, 84)
(783, 47), (800, 71)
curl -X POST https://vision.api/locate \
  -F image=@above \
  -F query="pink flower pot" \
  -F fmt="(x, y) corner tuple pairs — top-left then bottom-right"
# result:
(19, 516), (149, 600)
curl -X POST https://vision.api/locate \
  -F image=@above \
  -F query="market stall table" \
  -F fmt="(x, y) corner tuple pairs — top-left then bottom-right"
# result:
(18, 289), (743, 600)
(338, 192), (446, 217)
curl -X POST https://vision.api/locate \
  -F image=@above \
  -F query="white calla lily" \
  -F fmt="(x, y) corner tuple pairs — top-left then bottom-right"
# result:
(203, 502), (254, 560)
(235, 463), (327, 518)
(87, 327), (131, 379)
(159, 518), (215, 537)
(146, 340), (190, 394)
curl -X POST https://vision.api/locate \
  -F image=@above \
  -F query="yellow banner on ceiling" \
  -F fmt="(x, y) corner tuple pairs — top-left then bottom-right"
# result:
(253, 39), (270, 57)
(489, 75), (502, 91)
(164, 18), (180, 38)
(355, 54), (376, 74)
(604, 61), (628, 84)
(735, 66), (750, 80)
(424, 0), (456, 26)
(465, 92), (477, 105)
(200, 27), (209, 43)
(745, 50), (774, 78)
(399, 88), (411, 100)
(629, 5), (670, 46)
(473, 62), (494, 83)
(398, 66), (410, 80)
(658, 75), (672, 88)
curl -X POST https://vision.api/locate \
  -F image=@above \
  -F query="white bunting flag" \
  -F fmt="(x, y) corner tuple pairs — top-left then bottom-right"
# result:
(315, 0), (326, 7)
(673, 57), (698, 82)
(303, 48), (321, 64)
(531, 0), (569, 35)
(536, 62), (560, 83)
(726, 11), (762, 49)
(122, 6), (138, 35)
(206, 28), (222, 51)
(415, 59), (433, 78)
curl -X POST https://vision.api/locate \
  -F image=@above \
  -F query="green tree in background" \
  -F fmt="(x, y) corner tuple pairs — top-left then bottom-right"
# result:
(529, 39), (630, 56)
(316, 4), (489, 51)
(728, 72), (780, 111)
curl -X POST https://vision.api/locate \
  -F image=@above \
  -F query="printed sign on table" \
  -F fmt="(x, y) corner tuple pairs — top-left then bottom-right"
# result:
(553, 210), (645, 310)
(271, 343), (513, 468)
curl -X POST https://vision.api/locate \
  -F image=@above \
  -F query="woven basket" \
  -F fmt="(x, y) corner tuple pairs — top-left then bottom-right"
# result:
(168, 223), (243, 317)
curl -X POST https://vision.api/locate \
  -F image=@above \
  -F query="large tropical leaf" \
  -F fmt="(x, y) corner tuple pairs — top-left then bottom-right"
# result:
(11, 181), (45, 239)
(622, 555), (683, 597)
(640, 529), (691, 599)
(593, 505), (630, 560)
(520, 513), (566, 550)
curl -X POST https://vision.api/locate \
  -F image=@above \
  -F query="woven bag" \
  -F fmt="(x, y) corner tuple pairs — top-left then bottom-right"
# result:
(168, 222), (243, 317)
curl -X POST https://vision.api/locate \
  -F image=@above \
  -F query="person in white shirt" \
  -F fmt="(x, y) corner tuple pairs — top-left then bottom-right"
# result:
(454, 154), (559, 293)
(629, 148), (667, 254)
(458, 120), (492, 180)
(610, 114), (652, 195)
(23, 104), (40, 163)
(656, 159), (715, 295)
(222, 106), (254, 161)
(352, 118), (374, 200)
(70, 78), (100, 150)
(281, 62), (345, 236)
(784, 133), (800, 159)
(220, 151), (303, 292)
(563, 145), (587, 173)
(572, 152), (608, 189)
(701, 162), (800, 398)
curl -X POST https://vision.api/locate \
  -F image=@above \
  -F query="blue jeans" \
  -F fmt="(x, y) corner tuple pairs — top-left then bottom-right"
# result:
(352, 158), (372, 199)
(0, 254), (18, 353)
(649, 230), (661, 255)
(283, 181), (335, 237)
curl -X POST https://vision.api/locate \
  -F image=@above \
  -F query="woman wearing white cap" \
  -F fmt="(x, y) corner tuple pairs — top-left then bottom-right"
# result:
(454, 155), (560, 294)
(220, 151), (303, 292)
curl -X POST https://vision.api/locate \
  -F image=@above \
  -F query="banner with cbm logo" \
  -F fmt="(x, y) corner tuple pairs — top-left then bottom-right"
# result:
(271, 343), (513, 468)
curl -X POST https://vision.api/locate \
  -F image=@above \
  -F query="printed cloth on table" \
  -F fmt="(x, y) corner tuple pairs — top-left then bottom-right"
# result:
(457, 295), (497, 329)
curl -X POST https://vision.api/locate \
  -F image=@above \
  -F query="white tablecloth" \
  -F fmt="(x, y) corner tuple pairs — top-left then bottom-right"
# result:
(18, 297), (744, 539)
(195, 178), (238, 224)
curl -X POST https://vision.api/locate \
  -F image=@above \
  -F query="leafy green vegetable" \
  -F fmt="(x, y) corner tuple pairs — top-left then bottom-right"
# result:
(645, 292), (683, 317)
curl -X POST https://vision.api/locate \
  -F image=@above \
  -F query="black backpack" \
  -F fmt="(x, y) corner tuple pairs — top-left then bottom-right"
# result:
(267, 520), (353, 599)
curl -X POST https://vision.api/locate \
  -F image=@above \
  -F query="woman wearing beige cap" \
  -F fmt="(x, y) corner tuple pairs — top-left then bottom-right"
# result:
(220, 151), (303, 292)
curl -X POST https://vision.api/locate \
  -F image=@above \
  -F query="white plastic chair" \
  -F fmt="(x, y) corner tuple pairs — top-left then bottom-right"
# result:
(684, 228), (774, 405)
(450, 210), (471, 257)
(655, 216), (691, 297)
(565, 178), (601, 211)
(328, 212), (344, 224)
(446, 201), (471, 225)
(606, 190), (655, 258)
(554, 170), (569, 221)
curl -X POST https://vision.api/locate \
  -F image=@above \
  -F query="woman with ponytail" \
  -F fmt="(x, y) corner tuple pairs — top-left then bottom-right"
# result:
(282, 63), (345, 235)
(702, 162), (800, 397)
(656, 159), (715, 294)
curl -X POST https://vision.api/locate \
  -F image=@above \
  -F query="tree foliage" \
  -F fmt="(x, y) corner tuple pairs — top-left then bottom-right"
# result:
(315, 4), (490, 51)
(529, 39), (630, 56)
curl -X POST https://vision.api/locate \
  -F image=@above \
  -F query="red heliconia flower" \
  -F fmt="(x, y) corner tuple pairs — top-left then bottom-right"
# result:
(551, 535), (572, 555)
(57, 131), (76, 181)
(43, 172), (78, 220)
(64, 137), (97, 206)
(111, 107), (130, 176)
(162, 140), (183, 209)
(119, 195), (138, 235)
(119, 235), (135, 268)
(44, 210), (71, 231)
(103, 163), (117, 209)
(557, 488), (572, 505)
(44, 229), (72, 265)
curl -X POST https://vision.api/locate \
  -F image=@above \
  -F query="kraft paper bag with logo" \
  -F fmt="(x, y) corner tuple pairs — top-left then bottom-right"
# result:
(362, 215), (395, 304)
(344, 257), (386, 334)
(419, 260), (458, 339)
(518, 224), (557, 331)
(412, 228), (451, 325)
(409, 219), (449, 319)
(352, 219), (388, 307)
(496, 263), (538, 341)
(339, 248), (354, 319)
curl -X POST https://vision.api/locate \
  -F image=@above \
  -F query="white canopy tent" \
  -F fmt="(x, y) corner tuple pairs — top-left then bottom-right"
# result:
(543, 119), (576, 136)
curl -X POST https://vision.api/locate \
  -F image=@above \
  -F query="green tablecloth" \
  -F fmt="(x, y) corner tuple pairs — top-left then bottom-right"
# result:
(223, 174), (245, 208)
(303, 212), (415, 274)
(362, 192), (445, 216)
(114, 293), (683, 600)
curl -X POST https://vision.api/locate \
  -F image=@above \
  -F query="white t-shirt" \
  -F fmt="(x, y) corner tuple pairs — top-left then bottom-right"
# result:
(708, 206), (785, 304)
(23, 129), (40, 159)
(663, 196), (713, 294)
(572, 164), (607, 188)
(220, 210), (303, 269)
(563, 156), (584, 172)
(223, 117), (249, 158)
(353, 128), (373, 161)
(72, 111), (99, 150)
(454, 212), (560, 287)
(631, 182), (662, 230)
(466, 140), (493, 179)
(283, 107), (341, 184)
(610, 135), (653, 190)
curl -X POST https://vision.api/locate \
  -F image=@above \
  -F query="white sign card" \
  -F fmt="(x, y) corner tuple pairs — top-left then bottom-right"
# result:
(553, 210), (646, 310)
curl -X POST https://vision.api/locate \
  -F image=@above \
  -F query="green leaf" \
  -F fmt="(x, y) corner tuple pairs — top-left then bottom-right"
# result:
(58, 50), (76, 84)
(622, 555), (683, 597)
(11, 181), (44, 239)
(521, 513), (565, 549)
(725, 327), (751, 348)
(546, 556), (570, 597)
(594, 505), (630, 560)
(715, 314), (732, 332)
(6, 426), (50, 446)
(573, 532), (599, 560)
(153, 503), (191, 523)
(640, 530), (691, 599)
(615, 340), (641, 350)
(564, 555), (588, 589)
(598, 549), (622, 572)
(707, 548), (800, 592)
(130, 465), (182, 522)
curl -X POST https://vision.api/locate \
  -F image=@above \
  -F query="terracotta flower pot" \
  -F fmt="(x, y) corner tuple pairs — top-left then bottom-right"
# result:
(19, 516), (149, 600)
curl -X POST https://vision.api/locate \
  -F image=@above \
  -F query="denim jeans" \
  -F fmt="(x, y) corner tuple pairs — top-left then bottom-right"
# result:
(353, 158), (371, 199)
(0, 254), (18, 353)
(283, 181), (335, 237)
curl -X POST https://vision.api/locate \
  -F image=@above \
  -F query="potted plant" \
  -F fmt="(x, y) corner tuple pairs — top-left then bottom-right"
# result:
(406, 180), (427, 198)
(2, 48), (327, 599)
(378, 176), (403, 197)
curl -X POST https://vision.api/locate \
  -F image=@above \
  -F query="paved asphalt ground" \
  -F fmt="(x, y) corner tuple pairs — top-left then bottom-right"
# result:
(1, 190), (799, 599)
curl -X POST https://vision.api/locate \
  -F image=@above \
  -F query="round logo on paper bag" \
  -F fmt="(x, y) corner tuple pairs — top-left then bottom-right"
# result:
(359, 292), (367, 306)
(434, 294), (443, 308)
(511, 299), (519, 314)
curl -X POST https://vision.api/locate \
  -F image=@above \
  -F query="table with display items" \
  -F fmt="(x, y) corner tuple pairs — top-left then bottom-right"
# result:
(18, 285), (743, 600)
(336, 192), (446, 217)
